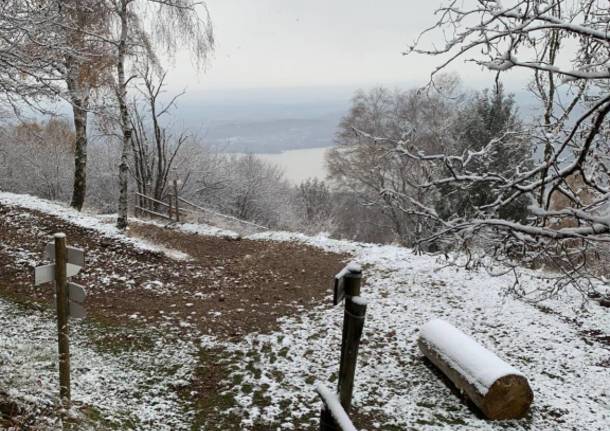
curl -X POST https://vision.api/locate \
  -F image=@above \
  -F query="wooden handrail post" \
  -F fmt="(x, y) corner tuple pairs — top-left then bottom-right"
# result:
(317, 384), (358, 431)
(337, 266), (362, 410)
(173, 179), (180, 223)
(54, 233), (71, 408)
(133, 192), (139, 217)
(319, 406), (339, 431)
(319, 264), (367, 430)
(338, 296), (367, 412)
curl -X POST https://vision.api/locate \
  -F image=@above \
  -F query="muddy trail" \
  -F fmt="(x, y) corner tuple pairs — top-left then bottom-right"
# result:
(0, 203), (347, 338)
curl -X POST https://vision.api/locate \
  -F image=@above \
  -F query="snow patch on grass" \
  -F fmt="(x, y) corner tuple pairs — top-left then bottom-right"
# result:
(0, 299), (197, 430)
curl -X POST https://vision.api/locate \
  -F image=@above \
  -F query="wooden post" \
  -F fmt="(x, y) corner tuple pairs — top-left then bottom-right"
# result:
(338, 296), (367, 412)
(168, 195), (174, 220)
(319, 407), (338, 431)
(320, 264), (366, 430)
(54, 233), (71, 407)
(173, 179), (180, 223)
(337, 266), (362, 412)
(133, 193), (139, 218)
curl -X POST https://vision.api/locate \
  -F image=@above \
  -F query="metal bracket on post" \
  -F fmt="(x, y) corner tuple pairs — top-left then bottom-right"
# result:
(333, 263), (362, 305)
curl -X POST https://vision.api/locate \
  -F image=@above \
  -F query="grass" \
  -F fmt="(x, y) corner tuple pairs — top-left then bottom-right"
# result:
(78, 404), (140, 430)
(82, 321), (157, 356)
(183, 348), (244, 431)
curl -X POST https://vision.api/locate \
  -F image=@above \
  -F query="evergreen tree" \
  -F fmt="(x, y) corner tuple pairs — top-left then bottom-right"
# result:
(436, 84), (532, 222)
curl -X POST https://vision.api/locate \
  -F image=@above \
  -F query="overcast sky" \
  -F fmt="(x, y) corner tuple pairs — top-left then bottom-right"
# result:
(166, 0), (528, 98)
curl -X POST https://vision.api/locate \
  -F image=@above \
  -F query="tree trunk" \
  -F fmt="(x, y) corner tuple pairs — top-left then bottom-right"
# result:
(69, 96), (88, 211)
(116, 0), (130, 230)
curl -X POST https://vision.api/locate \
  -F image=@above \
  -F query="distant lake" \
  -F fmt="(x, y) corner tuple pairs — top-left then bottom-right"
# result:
(254, 147), (331, 184)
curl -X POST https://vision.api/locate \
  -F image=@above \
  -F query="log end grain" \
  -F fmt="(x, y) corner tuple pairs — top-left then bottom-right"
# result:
(482, 374), (533, 420)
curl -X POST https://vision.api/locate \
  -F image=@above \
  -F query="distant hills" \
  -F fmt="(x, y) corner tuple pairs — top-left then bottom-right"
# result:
(171, 86), (353, 154)
(157, 84), (542, 155)
(201, 114), (342, 153)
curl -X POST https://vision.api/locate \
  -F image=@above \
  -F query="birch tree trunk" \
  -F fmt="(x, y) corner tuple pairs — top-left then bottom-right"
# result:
(116, 0), (131, 230)
(68, 72), (89, 211)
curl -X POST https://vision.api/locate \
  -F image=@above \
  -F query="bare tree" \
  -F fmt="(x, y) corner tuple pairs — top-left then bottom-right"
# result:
(0, 1), (114, 210)
(109, 0), (214, 229)
(192, 153), (292, 227)
(129, 66), (189, 206)
(0, 120), (74, 201)
(0, 2), (64, 112)
(292, 178), (335, 234)
(400, 0), (610, 298)
(327, 84), (458, 245)
(59, 1), (114, 211)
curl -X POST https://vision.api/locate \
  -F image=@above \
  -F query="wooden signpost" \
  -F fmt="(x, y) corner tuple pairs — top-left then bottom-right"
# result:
(34, 233), (87, 407)
(320, 263), (368, 431)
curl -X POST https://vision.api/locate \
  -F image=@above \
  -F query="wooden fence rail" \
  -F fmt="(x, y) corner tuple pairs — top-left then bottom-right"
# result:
(178, 196), (269, 231)
(134, 191), (190, 222)
(133, 189), (270, 234)
(134, 192), (171, 209)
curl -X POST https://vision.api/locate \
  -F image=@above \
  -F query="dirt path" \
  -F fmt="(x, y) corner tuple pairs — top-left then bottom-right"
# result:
(0, 204), (347, 337)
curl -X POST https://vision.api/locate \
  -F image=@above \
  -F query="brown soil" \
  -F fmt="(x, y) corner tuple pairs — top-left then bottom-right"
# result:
(0, 203), (347, 338)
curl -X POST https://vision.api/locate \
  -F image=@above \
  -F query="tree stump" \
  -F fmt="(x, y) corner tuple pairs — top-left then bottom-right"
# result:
(418, 319), (533, 420)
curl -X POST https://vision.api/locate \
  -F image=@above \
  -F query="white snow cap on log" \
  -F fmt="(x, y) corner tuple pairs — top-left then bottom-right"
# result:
(420, 319), (525, 395)
(316, 384), (358, 431)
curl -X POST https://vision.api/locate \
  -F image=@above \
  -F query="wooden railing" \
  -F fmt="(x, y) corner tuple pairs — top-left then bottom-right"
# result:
(178, 196), (269, 232)
(133, 191), (269, 234)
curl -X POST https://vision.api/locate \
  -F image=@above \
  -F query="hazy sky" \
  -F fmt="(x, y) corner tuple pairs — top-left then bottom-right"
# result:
(167, 0), (528, 97)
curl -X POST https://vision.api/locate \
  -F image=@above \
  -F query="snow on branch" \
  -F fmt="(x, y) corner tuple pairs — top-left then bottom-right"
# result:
(407, 0), (610, 82)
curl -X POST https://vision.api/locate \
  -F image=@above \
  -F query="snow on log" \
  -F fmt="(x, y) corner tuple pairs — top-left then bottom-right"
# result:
(418, 319), (533, 420)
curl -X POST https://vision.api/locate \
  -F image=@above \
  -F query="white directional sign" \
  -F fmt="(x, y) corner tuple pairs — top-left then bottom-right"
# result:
(66, 263), (81, 278)
(68, 282), (86, 304)
(35, 263), (55, 286)
(34, 263), (81, 285)
(69, 301), (87, 319)
(45, 243), (85, 268)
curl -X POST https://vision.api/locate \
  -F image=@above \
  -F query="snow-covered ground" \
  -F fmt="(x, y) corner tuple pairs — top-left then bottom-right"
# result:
(0, 192), (191, 260)
(202, 232), (610, 430)
(0, 299), (198, 430)
(0, 192), (609, 430)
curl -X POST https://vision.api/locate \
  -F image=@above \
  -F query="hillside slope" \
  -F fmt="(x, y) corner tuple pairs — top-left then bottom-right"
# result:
(0, 192), (608, 430)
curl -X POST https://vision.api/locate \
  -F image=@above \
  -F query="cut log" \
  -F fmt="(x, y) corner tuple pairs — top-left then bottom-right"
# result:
(418, 319), (533, 420)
